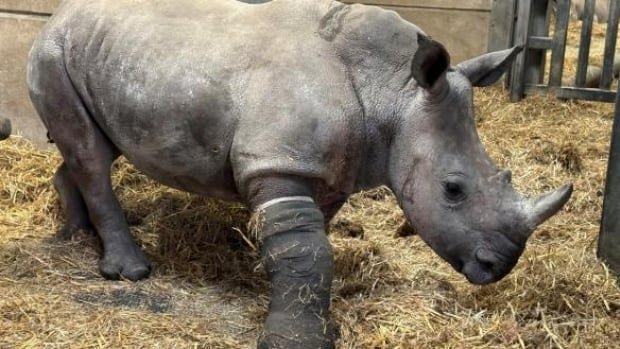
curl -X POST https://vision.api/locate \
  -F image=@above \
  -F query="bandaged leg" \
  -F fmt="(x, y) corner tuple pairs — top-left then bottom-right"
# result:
(255, 198), (335, 349)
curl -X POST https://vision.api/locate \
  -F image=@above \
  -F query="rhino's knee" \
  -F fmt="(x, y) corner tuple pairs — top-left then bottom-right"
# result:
(255, 199), (335, 349)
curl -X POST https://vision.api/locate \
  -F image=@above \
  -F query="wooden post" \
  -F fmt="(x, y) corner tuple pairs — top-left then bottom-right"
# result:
(523, 0), (551, 85)
(575, 0), (596, 87)
(488, 0), (516, 88)
(599, 0), (620, 90)
(549, 0), (571, 87)
(598, 80), (620, 275)
(510, 0), (532, 102)
(488, 0), (516, 53)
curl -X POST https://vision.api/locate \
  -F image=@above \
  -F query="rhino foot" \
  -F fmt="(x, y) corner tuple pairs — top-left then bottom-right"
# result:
(99, 244), (151, 281)
(258, 311), (337, 349)
(56, 222), (95, 241)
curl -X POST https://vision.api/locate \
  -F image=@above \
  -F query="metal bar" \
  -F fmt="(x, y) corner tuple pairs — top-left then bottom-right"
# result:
(525, 84), (617, 102)
(575, 0), (596, 87)
(600, 0), (620, 89)
(510, 0), (533, 102)
(549, 0), (571, 87)
(598, 80), (620, 275)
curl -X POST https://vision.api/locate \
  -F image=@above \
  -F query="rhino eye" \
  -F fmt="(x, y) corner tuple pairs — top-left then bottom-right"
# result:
(443, 181), (466, 203)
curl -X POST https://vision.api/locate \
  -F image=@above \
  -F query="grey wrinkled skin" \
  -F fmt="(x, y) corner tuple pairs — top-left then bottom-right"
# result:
(28, 0), (572, 346)
(0, 119), (11, 140)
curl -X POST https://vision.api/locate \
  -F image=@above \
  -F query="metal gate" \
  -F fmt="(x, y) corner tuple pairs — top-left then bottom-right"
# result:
(509, 0), (620, 102)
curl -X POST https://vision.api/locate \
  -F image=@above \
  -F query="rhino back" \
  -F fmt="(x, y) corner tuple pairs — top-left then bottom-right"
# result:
(36, 0), (365, 199)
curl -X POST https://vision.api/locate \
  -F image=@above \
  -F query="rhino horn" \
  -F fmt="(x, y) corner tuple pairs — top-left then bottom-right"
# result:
(525, 183), (573, 232)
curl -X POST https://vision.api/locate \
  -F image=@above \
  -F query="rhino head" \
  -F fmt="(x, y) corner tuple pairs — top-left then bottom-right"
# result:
(389, 35), (572, 285)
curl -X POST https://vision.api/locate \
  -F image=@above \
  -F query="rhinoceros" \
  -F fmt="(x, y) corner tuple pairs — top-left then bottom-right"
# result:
(570, 0), (610, 23)
(27, 0), (572, 347)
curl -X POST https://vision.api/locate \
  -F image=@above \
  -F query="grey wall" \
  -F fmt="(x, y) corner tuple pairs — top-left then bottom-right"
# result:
(0, 1), (60, 146)
(344, 0), (494, 63)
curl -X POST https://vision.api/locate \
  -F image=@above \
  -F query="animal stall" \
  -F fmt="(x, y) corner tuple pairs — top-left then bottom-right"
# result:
(509, 0), (620, 102)
(507, 0), (620, 275)
(1, 1), (620, 349)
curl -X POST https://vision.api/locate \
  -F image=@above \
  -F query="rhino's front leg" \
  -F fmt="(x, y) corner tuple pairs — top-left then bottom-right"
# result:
(247, 177), (336, 349)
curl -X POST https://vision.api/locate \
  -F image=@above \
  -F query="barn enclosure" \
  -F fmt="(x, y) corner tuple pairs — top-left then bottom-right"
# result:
(502, 0), (620, 277)
(2, 0), (620, 348)
(509, 0), (620, 102)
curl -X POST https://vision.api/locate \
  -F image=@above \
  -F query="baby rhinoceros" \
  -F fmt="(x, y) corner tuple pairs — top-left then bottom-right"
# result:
(27, 0), (572, 348)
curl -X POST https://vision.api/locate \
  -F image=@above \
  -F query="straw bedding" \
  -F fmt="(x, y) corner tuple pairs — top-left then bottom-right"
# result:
(1, 20), (619, 349)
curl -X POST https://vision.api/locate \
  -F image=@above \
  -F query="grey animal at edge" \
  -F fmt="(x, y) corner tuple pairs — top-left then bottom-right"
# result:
(27, 0), (573, 348)
(570, 57), (620, 88)
(570, 0), (611, 23)
(0, 119), (10, 140)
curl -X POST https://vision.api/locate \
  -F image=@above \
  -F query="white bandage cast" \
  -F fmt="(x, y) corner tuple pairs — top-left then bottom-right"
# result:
(255, 196), (315, 212)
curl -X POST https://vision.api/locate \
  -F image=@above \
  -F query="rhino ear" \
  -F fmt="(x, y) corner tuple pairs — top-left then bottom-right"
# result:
(411, 33), (450, 90)
(455, 46), (523, 87)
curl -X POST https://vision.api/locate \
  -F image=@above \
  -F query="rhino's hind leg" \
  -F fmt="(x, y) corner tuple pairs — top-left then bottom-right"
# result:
(52, 123), (150, 281)
(53, 162), (94, 240)
(29, 53), (150, 281)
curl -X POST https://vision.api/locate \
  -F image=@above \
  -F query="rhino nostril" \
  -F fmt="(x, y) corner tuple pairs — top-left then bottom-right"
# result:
(475, 249), (497, 270)
(480, 261), (494, 272)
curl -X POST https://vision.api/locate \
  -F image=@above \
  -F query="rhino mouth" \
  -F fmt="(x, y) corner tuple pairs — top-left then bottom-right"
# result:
(431, 239), (501, 285)
(461, 260), (498, 285)
(461, 247), (520, 285)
